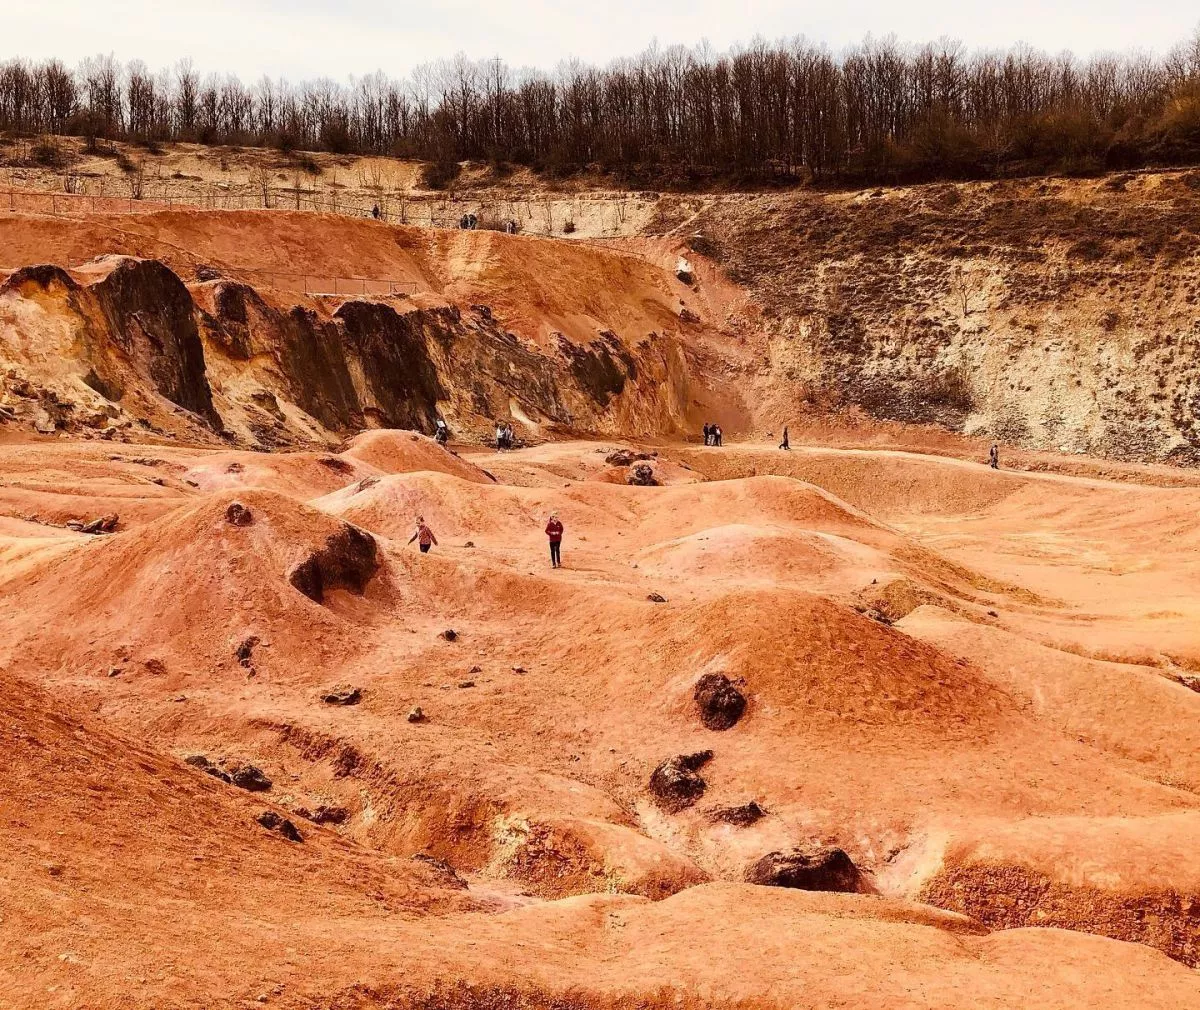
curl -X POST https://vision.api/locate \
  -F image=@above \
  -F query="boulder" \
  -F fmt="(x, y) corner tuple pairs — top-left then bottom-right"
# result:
(628, 462), (658, 486)
(235, 635), (260, 668)
(649, 750), (713, 812)
(746, 846), (862, 893)
(79, 514), (119, 535)
(257, 811), (303, 842)
(321, 686), (362, 706)
(225, 502), (253, 527)
(694, 673), (747, 730)
(226, 762), (272, 793)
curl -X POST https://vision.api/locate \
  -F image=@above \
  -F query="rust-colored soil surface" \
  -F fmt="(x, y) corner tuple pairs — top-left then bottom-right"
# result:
(3, 428), (1200, 1007)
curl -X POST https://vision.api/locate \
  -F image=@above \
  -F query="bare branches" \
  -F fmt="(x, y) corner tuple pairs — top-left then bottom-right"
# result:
(0, 36), (1198, 184)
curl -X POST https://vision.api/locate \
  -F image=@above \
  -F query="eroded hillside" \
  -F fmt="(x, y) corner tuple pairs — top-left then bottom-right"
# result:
(651, 170), (1200, 463)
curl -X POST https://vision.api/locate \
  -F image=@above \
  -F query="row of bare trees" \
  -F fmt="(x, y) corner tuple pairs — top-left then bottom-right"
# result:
(2, 32), (1200, 183)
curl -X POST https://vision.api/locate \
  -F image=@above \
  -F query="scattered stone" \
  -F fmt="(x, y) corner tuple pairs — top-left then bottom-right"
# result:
(605, 449), (654, 467)
(226, 461), (244, 474)
(647, 592), (667, 603)
(987, 610), (999, 617)
(287, 523), (378, 604)
(627, 462), (658, 486)
(235, 635), (260, 669)
(321, 685), (362, 706)
(458, 680), (475, 689)
(76, 513), (119, 535)
(694, 673), (747, 731)
(649, 750), (713, 812)
(257, 811), (303, 842)
(226, 762), (272, 792)
(679, 306), (700, 323)
(745, 846), (862, 893)
(46, 863), (64, 877)
(106, 666), (122, 678)
(185, 754), (234, 784)
(407, 707), (426, 723)
(464, 540), (475, 548)
(411, 853), (469, 889)
(143, 658), (167, 675)
(441, 629), (458, 642)
(354, 476), (380, 493)
(708, 801), (767, 826)
(225, 501), (253, 526)
(511, 665), (526, 674)
(1177, 675), (1200, 694)
(468, 665), (482, 674)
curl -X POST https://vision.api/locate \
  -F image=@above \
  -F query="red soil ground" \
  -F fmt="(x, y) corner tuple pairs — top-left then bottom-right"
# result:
(3, 428), (1200, 1007)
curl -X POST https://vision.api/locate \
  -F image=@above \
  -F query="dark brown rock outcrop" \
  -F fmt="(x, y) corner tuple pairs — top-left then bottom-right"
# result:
(649, 750), (713, 812)
(694, 673), (747, 731)
(287, 524), (378, 603)
(746, 846), (863, 893)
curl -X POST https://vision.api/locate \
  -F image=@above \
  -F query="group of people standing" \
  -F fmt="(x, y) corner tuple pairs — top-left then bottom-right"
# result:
(702, 422), (723, 446)
(408, 512), (565, 569)
(495, 421), (516, 449)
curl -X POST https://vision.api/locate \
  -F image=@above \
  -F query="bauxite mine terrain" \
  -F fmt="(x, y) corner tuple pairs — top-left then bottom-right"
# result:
(3, 165), (1200, 1009)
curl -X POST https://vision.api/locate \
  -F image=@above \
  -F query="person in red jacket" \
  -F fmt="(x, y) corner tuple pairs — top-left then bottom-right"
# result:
(408, 516), (438, 554)
(545, 512), (564, 568)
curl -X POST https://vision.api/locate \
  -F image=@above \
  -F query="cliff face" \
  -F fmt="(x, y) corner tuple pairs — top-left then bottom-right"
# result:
(659, 170), (1200, 463)
(0, 255), (704, 447)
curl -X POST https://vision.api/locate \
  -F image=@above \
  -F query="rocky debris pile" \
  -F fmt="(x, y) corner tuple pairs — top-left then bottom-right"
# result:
(441, 629), (458, 642)
(694, 673), (747, 730)
(225, 502), (253, 526)
(185, 755), (272, 792)
(650, 750), (713, 812)
(746, 846), (863, 893)
(257, 811), (303, 842)
(321, 686), (362, 706)
(647, 592), (668, 603)
(66, 514), (119, 535)
(606, 449), (655, 467)
(287, 523), (378, 604)
(628, 462), (658, 486)
(295, 803), (348, 825)
(407, 707), (426, 723)
(707, 800), (767, 826)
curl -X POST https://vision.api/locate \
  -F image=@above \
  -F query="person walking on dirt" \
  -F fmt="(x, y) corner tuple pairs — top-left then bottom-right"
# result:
(779, 426), (790, 450)
(713, 424), (723, 447)
(408, 516), (438, 554)
(545, 512), (564, 568)
(989, 443), (999, 469)
(703, 422), (712, 446)
(435, 418), (449, 445)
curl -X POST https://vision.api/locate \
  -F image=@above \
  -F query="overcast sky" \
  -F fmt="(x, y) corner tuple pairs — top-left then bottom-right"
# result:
(6, 1), (1199, 81)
